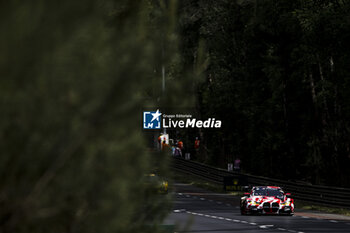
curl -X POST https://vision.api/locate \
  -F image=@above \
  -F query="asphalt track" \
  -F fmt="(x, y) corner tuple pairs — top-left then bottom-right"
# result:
(164, 183), (350, 233)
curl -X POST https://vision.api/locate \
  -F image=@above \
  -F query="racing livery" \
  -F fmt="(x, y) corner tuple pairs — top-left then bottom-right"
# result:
(240, 186), (294, 215)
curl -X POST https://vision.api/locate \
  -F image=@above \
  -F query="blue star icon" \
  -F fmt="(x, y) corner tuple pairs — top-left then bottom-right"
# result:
(151, 109), (162, 122)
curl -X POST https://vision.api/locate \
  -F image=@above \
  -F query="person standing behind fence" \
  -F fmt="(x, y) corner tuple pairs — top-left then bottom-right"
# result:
(158, 134), (163, 151)
(194, 137), (200, 151)
(174, 146), (182, 157)
(193, 137), (200, 159)
(234, 158), (241, 172)
(177, 140), (184, 158)
(162, 140), (170, 153)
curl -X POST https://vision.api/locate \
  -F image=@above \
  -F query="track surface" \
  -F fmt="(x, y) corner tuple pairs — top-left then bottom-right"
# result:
(164, 183), (350, 233)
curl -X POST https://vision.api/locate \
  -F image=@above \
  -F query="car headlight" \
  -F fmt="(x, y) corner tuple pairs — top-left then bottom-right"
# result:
(249, 201), (260, 205)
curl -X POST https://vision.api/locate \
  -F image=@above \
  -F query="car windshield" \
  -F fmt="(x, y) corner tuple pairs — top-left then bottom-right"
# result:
(267, 189), (284, 198)
(253, 188), (283, 198)
(253, 188), (267, 196)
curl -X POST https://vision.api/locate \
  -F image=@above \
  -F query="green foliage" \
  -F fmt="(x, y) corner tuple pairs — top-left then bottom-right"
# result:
(178, 0), (350, 186)
(0, 1), (181, 232)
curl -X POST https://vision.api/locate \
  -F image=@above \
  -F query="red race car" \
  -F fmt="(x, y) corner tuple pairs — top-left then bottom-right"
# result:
(240, 186), (294, 215)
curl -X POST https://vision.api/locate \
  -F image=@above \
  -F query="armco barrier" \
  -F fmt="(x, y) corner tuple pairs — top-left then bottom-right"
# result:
(171, 157), (350, 208)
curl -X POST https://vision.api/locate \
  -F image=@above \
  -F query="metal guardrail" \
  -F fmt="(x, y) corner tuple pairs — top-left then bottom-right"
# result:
(171, 157), (350, 209)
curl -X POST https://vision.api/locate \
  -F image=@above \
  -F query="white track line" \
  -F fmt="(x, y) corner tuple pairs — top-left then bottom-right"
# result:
(259, 225), (274, 229)
(184, 211), (302, 233)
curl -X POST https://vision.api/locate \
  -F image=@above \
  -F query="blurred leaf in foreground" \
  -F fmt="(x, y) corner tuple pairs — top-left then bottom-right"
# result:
(0, 0), (178, 232)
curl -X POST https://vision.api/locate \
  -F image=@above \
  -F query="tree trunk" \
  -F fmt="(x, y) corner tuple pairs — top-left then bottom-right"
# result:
(308, 70), (318, 116)
(318, 61), (330, 124)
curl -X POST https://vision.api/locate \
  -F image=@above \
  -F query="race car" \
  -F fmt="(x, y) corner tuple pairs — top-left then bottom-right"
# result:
(240, 186), (294, 215)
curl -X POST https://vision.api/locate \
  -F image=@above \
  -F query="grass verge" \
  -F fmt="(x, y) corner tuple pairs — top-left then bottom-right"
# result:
(171, 171), (243, 195)
(295, 200), (350, 216)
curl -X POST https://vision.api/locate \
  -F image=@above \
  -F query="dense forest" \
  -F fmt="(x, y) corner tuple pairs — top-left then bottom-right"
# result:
(2, 0), (350, 232)
(177, 0), (350, 187)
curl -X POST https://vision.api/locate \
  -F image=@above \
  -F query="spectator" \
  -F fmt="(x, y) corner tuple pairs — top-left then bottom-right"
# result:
(177, 140), (183, 149)
(174, 147), (182, 157)
(177, 140), (184, 157)
(158, 134), (162, 151)
(234, 158), (241, 172)
(162, 140), (170, 152)
(171, 145), (175, 156)
(194, 137), (200, 150)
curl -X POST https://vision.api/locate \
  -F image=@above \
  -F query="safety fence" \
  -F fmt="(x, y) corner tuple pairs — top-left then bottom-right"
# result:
(171, 157), (350, 209)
